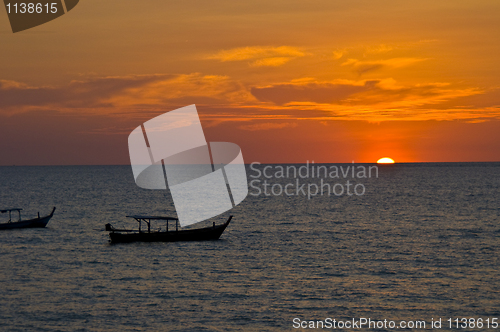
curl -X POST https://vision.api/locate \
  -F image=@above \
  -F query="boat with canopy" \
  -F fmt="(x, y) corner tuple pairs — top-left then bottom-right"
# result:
(105, 215), (232, 244)
(0, 207), (56, 230)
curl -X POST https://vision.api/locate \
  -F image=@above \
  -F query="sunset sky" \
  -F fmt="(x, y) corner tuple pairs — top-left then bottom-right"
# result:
(1, 0), (499, 165)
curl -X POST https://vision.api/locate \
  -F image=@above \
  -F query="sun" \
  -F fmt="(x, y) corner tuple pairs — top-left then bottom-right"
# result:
(377, 157), (395, 164)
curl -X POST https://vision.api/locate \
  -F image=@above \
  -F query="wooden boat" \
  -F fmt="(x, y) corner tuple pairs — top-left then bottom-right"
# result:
(106, 215), (233, 244)
(0, 207), (56, 230)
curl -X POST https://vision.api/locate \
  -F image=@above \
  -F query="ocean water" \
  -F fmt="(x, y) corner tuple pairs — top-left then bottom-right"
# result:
(0, 163), (499, 331)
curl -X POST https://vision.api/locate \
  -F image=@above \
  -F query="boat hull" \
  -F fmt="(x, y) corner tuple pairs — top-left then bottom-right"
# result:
(109, 217), (232, 244)
(0, 207), (56, 230)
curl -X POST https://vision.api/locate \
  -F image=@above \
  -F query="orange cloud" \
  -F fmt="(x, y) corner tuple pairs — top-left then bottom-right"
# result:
(251, 80), (378, 105)
(249, 78), (499, 122)
(108, 73), (253, 107)
(251, 57), (292, 67)
(207, 46), (306, 67)
(0, 75), (168, 112)
(0, 74), (254, 115)
(251, 78), (480, 108)
(2, 74), (498, 124)
(342, 57), (428, 74)
(332, 49), (346, 60)
(239, 122), (298, 131)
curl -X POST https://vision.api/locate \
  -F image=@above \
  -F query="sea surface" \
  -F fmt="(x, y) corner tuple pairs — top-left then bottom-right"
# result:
(0, 163), (499, 331)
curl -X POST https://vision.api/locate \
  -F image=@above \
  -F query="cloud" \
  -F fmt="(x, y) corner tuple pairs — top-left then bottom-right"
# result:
(251, 80), (378, 105)
(251, 78), (482, 109)
(251, 57), (292, 67)
(207, 46), (306, 67)
(0, 76), (169, 110)
(332, 49), (346, 60)
(0, 74), (253, 115)
(1, 74), (499, 124)
(417, 88), (500, 110)
(331, 40), (437, 61)
(247, 78), (500, 122)
(342, 57), (428, 74)
(239, 122), (298, 131)
(107, 73), (252, 107)
(342, 79), (482, 108)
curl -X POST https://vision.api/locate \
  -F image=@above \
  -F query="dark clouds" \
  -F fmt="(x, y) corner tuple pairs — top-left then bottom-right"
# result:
(0, 75), (172, 109)
(251, 81), (379, 105)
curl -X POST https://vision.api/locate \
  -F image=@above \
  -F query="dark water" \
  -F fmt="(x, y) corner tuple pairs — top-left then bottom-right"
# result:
(0, 164), (499, 331)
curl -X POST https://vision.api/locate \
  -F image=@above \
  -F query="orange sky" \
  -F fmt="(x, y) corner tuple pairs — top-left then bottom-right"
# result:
(1, 0), (499, 165)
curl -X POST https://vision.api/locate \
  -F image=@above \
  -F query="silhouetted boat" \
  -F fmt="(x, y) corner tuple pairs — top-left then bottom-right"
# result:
(105, 215), (232, 244)
(0, 207), (56, 230)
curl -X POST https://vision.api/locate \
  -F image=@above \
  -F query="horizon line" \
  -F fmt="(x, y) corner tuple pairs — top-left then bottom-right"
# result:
(1, 161), (500, 167)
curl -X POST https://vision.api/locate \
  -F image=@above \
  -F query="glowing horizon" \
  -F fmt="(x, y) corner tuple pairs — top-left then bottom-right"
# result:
(377, 157), (395, 164)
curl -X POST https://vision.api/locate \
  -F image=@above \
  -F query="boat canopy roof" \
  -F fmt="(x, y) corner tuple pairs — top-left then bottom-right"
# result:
(126, 215), (178, 221)
(1, 208), (22, 213)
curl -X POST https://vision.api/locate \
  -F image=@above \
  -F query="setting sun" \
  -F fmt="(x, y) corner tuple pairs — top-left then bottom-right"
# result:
(377, 157), (395, 164)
